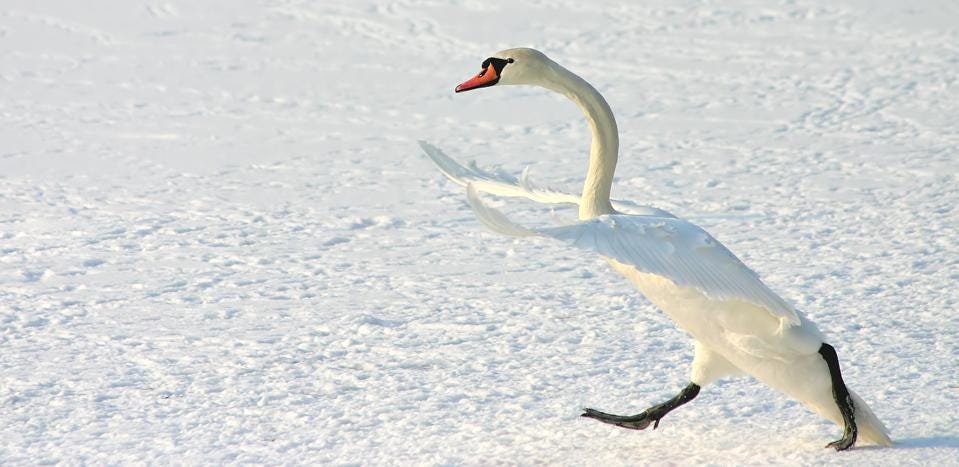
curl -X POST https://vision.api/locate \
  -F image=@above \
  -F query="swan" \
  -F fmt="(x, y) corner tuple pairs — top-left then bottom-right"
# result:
(419, 48), (892, 450)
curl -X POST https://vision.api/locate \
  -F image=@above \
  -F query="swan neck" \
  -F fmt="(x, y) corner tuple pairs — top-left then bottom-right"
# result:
(545, 64), (619, 220)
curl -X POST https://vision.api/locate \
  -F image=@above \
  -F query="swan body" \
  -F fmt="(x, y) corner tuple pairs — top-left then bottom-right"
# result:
(422, 48), (891, 449)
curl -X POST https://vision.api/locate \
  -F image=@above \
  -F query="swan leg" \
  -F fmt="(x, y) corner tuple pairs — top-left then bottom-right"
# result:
(819, 343), (858, 451)
(581, 383), (700, 430)
(690, 340), (741, 386)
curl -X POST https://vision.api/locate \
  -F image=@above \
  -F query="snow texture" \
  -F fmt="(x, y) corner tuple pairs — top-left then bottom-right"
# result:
(2, 0), (958, 465)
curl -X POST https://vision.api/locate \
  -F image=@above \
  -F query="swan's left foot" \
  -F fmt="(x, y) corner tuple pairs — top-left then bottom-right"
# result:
(581, 407), (662, 430)
(819, 343), (858, 451)
(582, 382), (700, 431)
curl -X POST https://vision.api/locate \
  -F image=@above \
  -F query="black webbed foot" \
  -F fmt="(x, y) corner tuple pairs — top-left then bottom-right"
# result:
(819, 343), (859, 451)
(581, 407), (664, 430)
(825, 425), (857, 451)
(581, 383), (700, 431)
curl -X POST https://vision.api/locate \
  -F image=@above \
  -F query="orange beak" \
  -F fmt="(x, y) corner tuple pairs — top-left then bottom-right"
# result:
(455, 63), (499, 93)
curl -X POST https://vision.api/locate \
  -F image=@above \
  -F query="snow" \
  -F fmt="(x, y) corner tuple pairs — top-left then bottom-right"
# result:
(2, 0), (958, 464)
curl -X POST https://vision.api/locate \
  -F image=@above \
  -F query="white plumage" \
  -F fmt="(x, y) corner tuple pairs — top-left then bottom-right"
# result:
(423, 47), (892, 449)
(420, 140), (674, 218)
(466, 183), (798, 327)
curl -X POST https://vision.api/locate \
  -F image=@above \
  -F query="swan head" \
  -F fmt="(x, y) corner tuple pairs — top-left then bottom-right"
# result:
(454, 48), (554, 93)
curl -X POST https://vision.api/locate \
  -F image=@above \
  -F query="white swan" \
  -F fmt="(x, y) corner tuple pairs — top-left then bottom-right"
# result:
(420, 48), (892, 450)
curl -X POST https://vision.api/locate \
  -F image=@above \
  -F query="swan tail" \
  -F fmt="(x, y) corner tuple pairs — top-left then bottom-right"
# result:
(805, 387), (893, 447)
(850, 390), (894, 446)
(418, 140), (580, 205)
(465, 184), (537, 238)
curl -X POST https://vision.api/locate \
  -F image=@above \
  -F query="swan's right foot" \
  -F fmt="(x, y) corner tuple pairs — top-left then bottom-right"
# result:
(581, 383), (700, 431)
(826, 424), (857, 451)
(819, 343), (858, 451)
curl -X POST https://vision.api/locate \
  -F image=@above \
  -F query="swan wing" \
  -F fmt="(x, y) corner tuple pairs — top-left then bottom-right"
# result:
(466, 185), (800, 327)
(420, 141), (675, 217)
(419, 140), (579, 204)
(541, 216), (800, 327)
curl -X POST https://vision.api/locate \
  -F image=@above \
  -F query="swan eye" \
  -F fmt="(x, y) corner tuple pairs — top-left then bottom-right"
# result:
(487, 57), (512, 75)
(476, 58), (492, 77)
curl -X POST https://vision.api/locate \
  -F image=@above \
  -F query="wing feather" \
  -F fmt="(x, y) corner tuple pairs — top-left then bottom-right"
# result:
(544, 216), (800, 326)
(463, 186), (800, 327)
(419, 140), (675, 217)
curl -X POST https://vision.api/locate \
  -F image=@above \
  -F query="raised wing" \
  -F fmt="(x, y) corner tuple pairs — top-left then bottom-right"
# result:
(419, 140), (675, 218)
(466, 184), (800, 327)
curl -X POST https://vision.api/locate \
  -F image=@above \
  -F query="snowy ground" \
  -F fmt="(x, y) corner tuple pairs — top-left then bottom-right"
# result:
(2, 0), (958, 465)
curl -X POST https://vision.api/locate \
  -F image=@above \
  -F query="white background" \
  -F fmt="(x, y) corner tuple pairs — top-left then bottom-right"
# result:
(2, 0), (957, 464)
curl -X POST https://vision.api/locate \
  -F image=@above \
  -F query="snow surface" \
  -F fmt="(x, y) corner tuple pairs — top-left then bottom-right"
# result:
(2, 0), (958, 465)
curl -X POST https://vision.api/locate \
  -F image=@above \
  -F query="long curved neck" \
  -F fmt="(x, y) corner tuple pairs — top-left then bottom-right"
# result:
(542, 63), (619, 220)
